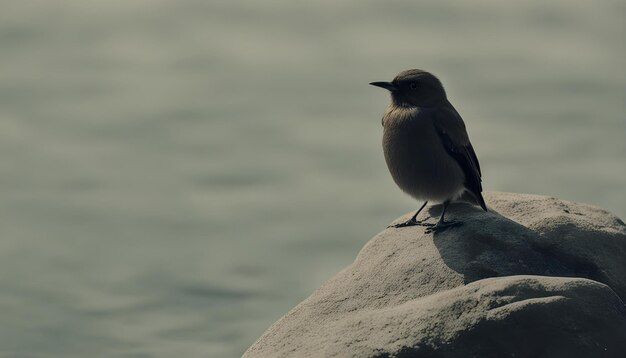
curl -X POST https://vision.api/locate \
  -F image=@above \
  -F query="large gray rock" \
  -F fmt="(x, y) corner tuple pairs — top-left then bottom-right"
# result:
(244, 192), (626, 358)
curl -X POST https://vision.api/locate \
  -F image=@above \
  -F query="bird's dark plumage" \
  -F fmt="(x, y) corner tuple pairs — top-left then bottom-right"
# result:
(433, 103), (487, 211)
(370, 69), (487, 231)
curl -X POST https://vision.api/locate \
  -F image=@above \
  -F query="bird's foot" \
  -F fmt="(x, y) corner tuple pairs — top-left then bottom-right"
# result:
(424, 220), (462, 234)
(388, 218), (428, 228)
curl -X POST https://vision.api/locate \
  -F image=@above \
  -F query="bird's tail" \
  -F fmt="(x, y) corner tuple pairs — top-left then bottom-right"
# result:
(460, 190), (488, 212)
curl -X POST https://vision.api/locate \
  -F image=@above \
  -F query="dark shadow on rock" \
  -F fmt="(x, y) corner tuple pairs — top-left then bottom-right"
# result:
(428, 201), (606, 295)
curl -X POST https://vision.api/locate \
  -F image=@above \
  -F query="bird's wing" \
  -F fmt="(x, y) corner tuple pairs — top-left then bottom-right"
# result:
(433, 104), (487, 211)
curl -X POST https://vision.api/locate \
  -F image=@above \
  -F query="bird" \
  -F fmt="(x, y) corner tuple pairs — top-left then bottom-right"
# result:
(370, 69), (487, 233)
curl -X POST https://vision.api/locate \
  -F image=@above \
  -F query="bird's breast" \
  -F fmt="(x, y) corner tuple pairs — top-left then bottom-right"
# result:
(382, 109), (465, 202)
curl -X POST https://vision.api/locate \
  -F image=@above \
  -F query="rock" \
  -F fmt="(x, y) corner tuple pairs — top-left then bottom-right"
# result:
(243, 192), (626, 358)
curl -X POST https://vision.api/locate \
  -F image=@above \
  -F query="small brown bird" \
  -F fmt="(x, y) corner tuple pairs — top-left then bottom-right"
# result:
(370, 69), (487, 232)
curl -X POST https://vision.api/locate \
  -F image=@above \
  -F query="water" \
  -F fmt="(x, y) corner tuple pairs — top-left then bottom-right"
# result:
(0, 1), (624, 356)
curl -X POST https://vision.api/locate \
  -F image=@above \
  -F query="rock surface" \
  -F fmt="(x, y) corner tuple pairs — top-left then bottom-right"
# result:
(243, 192), (626, 358)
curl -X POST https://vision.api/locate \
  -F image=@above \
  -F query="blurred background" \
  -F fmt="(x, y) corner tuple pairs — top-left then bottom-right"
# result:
(0, 0), (624, 356)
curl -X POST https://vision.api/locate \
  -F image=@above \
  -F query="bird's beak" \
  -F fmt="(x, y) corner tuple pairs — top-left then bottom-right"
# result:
(369, 81), (397, 92)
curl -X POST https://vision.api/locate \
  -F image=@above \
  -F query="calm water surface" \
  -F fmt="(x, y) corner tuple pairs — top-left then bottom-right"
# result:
(0, 1), (624, 356)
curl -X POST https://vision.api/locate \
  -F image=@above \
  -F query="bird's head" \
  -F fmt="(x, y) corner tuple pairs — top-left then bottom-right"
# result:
(370, 69), (447, 107)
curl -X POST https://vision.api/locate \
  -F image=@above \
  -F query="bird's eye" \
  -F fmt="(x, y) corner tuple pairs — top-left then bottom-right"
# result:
(410, 82), (418, 89)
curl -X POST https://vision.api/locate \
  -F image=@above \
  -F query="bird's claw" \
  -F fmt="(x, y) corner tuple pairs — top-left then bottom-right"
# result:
(424, 221), (462, 234)
(388, 218), (428, 228)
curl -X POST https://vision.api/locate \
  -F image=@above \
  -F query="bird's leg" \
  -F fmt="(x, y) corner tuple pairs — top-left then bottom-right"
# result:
(425, 200), (462, 233)
(388, 201), (429, 228)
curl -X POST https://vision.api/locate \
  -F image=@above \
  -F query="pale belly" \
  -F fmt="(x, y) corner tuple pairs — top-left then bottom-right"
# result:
(383, 118), (466, 202)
